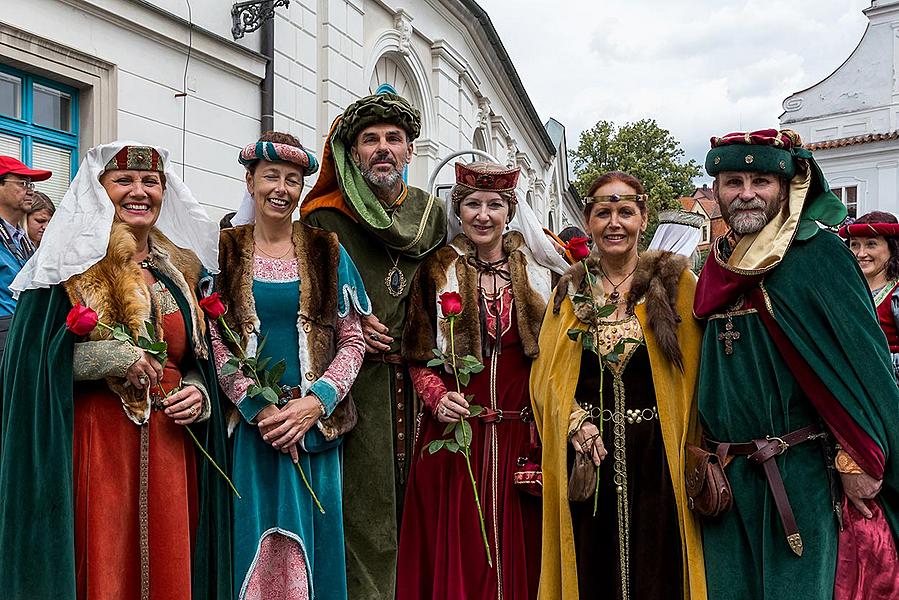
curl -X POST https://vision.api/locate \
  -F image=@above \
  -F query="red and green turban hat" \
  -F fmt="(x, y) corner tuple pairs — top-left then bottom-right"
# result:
(705, 129), (801, 179)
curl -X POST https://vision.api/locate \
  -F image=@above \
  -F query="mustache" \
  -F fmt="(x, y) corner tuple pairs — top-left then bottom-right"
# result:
(729, 197), (765, 211)
(369, 152), (397, 167)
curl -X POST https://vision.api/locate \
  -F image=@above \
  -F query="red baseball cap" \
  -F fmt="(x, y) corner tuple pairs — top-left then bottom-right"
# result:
(0, 156), (51, 181)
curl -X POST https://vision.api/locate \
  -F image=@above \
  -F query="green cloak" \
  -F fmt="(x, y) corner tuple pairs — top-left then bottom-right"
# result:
(0, 278), (232, 599)
(305, 185), (446, 599)
(696, 230), (899, 599)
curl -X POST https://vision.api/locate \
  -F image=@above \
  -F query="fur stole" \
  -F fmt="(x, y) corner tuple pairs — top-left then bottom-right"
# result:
(403, 231), (552, 364)
(62, 223), (207, 424)
(215, 221), (356, 441)
(553, 249), (690, 369)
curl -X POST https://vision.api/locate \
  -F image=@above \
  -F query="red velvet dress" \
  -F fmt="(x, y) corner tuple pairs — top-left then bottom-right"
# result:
(396, 287), (541, 600)
(73, 283), (198, 600)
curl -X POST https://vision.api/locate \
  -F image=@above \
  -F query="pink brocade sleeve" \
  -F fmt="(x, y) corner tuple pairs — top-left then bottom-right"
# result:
(409, 364), (447, 414)
(209, 319), (253, 406)
(314, 310), (365, 413)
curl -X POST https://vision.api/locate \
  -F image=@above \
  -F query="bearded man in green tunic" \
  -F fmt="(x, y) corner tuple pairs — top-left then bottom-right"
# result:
(693, 129), (899, 599)
(302, 92), (446, 599)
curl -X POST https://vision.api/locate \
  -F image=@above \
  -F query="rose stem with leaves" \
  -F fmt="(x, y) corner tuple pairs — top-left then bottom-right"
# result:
(449, 315), (493, 567)
(217, 316), (324, 513)
(583, 262), (604, 517)
(157, 384), (241, 498)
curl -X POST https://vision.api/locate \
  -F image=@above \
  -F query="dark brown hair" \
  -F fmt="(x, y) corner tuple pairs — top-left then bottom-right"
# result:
(583, 171), (647, 221)
(853, 211), (899, 279)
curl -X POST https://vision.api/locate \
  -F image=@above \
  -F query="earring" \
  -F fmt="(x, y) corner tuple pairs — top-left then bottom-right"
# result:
(505, 223), (511, 232)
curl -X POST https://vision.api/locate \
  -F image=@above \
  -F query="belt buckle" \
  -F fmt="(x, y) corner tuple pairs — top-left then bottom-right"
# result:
(766, 435), (789, 455)
(519, 407), (533, 423)
(494, 409), (504, 423)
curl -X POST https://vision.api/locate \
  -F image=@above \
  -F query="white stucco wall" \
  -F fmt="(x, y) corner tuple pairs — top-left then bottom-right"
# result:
(1, 0), (570, 224)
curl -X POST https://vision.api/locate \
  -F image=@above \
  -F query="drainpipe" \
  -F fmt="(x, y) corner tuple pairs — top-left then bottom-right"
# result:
(260, 4), (275, 133)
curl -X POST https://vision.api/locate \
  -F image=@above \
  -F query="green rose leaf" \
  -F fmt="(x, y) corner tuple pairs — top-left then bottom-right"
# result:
(596, 304), (617, 318)
(426, 358), (445, 368)
(455, 419), (473, 448)
(443, 422), (456, 436)
(220, 361), (239, 376)
(268, 360), (287, 388)
(458, 371), (471, 387)
(260, 387), (280, 405)
(445, 440), (460, 453)
(468, 404), (484, 417)
(247, 384), (262, 398)
(144, 321), (156, 340)
(427, 439), (445, 454)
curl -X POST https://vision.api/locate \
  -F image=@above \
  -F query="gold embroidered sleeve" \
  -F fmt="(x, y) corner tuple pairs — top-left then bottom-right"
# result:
(181, 369), (211, 422)
(72, 340), (143, 381)
(835, 449), (865, 474)
(568, 403), (589, 438)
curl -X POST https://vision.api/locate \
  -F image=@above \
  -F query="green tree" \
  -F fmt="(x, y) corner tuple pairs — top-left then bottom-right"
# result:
(570, 119), (702, 247)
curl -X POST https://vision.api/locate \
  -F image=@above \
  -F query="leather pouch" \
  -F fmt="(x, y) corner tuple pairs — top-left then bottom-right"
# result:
(568, 451), (597, 502)
(685, 443), (733, 517)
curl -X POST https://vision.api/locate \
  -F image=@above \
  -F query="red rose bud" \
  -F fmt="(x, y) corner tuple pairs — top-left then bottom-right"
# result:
(565, 237), (591, 261)
(66, 303), (99, 336)
(439, 291), (463, 317)
(199, 292), (226, 319)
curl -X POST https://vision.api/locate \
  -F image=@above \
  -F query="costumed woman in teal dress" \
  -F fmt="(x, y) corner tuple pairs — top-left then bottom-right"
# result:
(0, 141), (231, 599)
(212, 131), (369, 600)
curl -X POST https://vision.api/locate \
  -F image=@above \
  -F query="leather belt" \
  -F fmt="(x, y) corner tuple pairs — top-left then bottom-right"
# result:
(365, 352), (404, 365)
(479, 407), (533, 424)
(707, 423), (826, 557)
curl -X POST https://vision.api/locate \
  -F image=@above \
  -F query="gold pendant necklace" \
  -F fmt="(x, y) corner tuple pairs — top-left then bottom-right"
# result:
(384, 249), (406, 297)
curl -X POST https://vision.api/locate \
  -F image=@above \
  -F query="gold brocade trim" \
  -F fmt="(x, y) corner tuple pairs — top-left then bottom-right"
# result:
(595, 316), (643, 377)
(139, 423), (150, 600)
(611, 373), (631, 600)
(394, 193), (437, 253)
(707, 308), (758, 320)
(152, 281), (179, 316)
(873, 279), (899, 307)
(759, 281), (775, 317)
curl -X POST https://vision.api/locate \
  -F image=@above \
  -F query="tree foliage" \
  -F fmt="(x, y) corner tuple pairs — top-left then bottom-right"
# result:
(570, 119), (702, 246)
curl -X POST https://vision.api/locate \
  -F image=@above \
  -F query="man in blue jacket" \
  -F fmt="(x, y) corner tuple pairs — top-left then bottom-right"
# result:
(0, 156), (51, 357)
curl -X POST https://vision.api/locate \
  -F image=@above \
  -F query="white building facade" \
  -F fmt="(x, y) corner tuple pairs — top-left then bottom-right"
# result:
(780, 0), (899, 218)
(0, 0), (577, 227)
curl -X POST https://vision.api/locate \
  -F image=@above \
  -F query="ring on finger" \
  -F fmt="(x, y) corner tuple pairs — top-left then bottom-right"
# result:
(138, 375), (149, 386)
(440, 406), (448, 416)
(189, 406), (199, 416)
(369, 333), (379, 342)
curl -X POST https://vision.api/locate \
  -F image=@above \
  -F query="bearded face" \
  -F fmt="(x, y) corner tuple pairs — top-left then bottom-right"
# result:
(350, 123), (412, 193)
(715, 171), (787, 235)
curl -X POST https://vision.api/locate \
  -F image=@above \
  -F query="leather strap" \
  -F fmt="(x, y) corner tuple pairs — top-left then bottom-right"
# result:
(478, 407), (533, 424)
(753, 437), (804, 556)
(393, 365), (407, 485)
(708, 423), (825, 557)
(365, 352), (404, 365)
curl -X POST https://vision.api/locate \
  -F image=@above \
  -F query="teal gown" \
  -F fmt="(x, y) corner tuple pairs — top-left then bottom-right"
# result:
(232, 275), (358, 599)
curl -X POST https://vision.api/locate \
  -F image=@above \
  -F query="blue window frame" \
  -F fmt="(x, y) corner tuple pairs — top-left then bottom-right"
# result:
(0, 64), (79, 201)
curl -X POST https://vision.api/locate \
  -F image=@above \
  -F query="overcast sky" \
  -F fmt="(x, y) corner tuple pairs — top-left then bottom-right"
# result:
(479, 0), (872, 180)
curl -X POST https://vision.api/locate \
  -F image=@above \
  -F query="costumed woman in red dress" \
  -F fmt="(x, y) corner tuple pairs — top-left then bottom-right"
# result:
(0, 141), (231, 599)
(841, 210), (899, 382)
(396, 161), (568, 600)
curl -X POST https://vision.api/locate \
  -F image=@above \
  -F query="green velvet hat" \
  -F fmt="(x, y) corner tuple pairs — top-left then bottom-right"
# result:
(334, 92), (421, 145)
(705, 129), (796, 179)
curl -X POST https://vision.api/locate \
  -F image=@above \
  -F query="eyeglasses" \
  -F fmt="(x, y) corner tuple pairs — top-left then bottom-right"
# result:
(3, 179), (34, 191)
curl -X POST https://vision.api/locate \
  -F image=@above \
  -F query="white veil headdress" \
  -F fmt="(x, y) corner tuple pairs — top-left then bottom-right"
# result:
(11, 141), (220, 296)
(647, 209), (704, 257)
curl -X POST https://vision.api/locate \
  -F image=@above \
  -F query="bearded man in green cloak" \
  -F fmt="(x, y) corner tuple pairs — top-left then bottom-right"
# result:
(302, 91), (445, 599)
(693, 129), (899, 599)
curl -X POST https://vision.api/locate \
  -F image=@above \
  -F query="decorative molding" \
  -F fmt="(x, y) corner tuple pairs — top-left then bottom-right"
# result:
(394, 9), (414, 57)
(783, 97), (804, 112)
(476, 96), (491, 129)
(0, 22), (117, 150)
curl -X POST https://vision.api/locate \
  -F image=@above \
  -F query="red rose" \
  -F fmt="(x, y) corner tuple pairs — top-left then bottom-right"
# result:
(439, 291), (463, 318)
(199, 292), (227, 319)
(66, 303), (99, 336)
(565, 236), (591, 262)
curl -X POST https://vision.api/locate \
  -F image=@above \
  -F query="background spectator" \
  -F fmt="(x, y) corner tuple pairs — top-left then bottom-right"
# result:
(25, 191), (55, 247)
